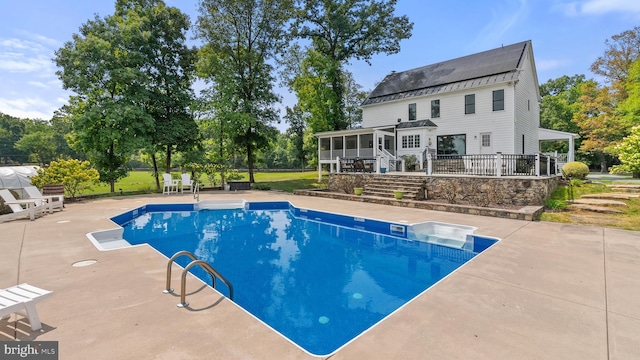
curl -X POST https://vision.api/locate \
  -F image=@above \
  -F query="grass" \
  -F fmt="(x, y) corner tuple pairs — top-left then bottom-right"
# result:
(84, 170), (326, 196)
(539, 181), (640, 231)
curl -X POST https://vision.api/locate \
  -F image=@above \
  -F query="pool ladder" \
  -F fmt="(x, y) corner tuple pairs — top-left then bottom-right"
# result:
(164, 250), (234, 307)
(193, 182), (200, 202)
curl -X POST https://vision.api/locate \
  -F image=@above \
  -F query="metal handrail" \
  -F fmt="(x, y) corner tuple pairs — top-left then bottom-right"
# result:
(163, 250), (198, 294)
(178, 260), (234, 307)
(193, 182), (200, 202)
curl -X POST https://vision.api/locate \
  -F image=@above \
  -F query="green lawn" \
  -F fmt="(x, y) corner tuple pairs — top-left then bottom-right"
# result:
(86, 170), (326, 196)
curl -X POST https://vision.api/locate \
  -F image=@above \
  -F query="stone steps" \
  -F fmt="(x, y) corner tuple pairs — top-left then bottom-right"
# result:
(606, 184), (640, 193)
(571, 199), (627, 207)
(363, 175), (426, 200)
(582, 193), (640, 200)
(568, 204), (624, 214)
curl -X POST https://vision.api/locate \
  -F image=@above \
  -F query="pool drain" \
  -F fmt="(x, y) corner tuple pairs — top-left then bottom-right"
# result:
(318, 316), (330, 324)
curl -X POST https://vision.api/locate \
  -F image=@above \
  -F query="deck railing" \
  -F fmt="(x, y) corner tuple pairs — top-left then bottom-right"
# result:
(427, 153), (557, 177)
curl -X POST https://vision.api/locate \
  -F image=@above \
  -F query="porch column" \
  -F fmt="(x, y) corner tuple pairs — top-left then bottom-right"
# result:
(568, 135), (575, 162)
(317, 139), (322, 181)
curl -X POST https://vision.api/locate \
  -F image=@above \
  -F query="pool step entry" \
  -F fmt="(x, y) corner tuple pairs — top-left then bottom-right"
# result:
(164, 250), (234, 307)
(195, 199), (245, 210)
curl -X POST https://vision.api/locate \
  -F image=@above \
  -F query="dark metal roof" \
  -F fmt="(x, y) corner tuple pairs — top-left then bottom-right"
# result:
(364, 41), (530, 105)
(396, 119), (437, 129)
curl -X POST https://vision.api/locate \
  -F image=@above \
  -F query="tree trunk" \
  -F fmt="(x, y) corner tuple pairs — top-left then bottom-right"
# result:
(247, 143), (255, 183)
(152, 153), (160, 190)
(165, 145), (172, 174)
(110, 180), (115, 193)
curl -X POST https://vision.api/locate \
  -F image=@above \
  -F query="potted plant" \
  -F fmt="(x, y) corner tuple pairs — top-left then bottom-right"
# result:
(354, 187), (363, 196)
(393, 189), (404, 199)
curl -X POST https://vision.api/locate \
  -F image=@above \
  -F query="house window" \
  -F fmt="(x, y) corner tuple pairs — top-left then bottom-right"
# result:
(465, 94), (475, 114)
(408, 103), (416, 121)
(481, 133), (491, 147)
(431, 99), (440, 118)
(493, 89), (504, 111)
(401, 135), (421, 149)
(437, 134), (466, 155)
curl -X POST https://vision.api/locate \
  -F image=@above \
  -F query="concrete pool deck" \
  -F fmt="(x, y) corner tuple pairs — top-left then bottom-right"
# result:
(1, 191), (638, 359)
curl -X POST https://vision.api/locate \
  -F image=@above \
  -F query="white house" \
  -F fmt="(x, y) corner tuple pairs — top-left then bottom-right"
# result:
(316, 40), (577, 177)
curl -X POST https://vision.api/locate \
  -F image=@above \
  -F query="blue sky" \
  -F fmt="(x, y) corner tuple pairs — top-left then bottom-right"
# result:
(1, 0), (640, 132)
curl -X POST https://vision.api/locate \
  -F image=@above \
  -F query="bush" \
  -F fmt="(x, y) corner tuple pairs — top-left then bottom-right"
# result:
(562, 161), (590, 180)
(30, 159), (100, 199)
(545, 199), (567, 210)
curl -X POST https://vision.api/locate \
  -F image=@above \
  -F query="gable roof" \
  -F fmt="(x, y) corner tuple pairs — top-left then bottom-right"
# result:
(363, 41), (531, 106)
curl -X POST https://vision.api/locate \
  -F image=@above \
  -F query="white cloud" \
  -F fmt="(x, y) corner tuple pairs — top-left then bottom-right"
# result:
(28, 81), (48, 88)
(0, 53), (52, 73)
(557, 0), (640, 16)
(0, 96), (55, 120)
(473, 0), (530, 48)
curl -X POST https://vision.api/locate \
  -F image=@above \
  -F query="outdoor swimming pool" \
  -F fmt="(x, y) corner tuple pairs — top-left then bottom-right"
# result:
(103, 201), (498, 356)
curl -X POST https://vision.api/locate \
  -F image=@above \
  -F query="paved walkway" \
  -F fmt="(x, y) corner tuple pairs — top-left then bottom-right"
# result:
(1, 191), (638, 359)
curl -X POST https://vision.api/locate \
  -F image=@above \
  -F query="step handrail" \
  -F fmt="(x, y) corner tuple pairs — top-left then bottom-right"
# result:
(193, 182), (200, 202)
(163, 250), (198, 294)
(178, 260), (234, 307)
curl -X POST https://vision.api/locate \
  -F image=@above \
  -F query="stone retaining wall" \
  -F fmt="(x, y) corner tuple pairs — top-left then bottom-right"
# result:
(327, 173), (560, 207)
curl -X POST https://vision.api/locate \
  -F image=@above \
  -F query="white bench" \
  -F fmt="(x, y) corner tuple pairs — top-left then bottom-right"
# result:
(0, 283), (53, 331)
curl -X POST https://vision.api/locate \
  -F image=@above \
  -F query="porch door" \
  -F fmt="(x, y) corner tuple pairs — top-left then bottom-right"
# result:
(480, 132), (492, 154)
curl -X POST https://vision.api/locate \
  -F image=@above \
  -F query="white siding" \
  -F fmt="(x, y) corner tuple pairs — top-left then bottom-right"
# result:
(362, 83), (516, 155)
(361, 43), (541, 156)
(514, 48), (540, 154)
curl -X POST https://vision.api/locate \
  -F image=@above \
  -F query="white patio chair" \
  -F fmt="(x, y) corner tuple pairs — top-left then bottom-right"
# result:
(181, 173), (193, 193)
(23, 186), (64, 213)
(162, 173), (179, 194)
(0, 189), (46, 221)
(0, 283), (53, 331)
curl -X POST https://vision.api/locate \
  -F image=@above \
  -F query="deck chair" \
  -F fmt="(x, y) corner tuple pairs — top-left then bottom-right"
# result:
(23, 186), (64, 213)
(162, 173), (179, 194)
(0, 189), (46, 221)
(181, 173), (193, 193)
(0, 283), (53, 331)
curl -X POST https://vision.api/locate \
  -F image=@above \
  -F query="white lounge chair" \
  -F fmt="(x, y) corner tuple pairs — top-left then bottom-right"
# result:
(162, 173), (179, 194)
(23, 186), (64, 213)
(0, 189), (46, 221)
(181, 173), (193, 193)
(0, 283), (53, 331)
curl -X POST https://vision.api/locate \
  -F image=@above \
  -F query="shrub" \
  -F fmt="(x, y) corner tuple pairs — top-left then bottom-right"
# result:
(30, 159), (100, 199)
(253, 183), (271, 190)
(545, 199), (567, 210)
(562, 161), (589, 180)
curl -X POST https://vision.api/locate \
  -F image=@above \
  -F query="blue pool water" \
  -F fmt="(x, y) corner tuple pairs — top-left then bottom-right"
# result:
(114, 201), (497, 356)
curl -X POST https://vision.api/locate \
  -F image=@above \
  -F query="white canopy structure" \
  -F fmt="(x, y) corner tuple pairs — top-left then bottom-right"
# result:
(0, 166), (39, 189)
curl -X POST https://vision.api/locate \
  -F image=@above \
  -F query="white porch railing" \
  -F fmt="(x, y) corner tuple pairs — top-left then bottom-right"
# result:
(425, 153), (559, 177)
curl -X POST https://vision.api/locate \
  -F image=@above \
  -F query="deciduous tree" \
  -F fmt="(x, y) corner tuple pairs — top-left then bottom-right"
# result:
(292, 0), (412, 131)
(196, 0), (292, 182)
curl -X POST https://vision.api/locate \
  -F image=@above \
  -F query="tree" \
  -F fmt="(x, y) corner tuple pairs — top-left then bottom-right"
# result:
(30, 158), (100, 199)
(115, 0), (199, 178)
(539, 75), (586, 154)
(54, 14), (154, 192)
(14, 121), (57, 166)
(572, 27), (640, 172)
(0, 113), (27, 164)
(196, 0), (292, 182)
(610, 126), (640, 176)
(573, 80), (627, 172)
(293, 0), (412, 131)
(590, 26), (640, 84)
(284, 105), (308, 168)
